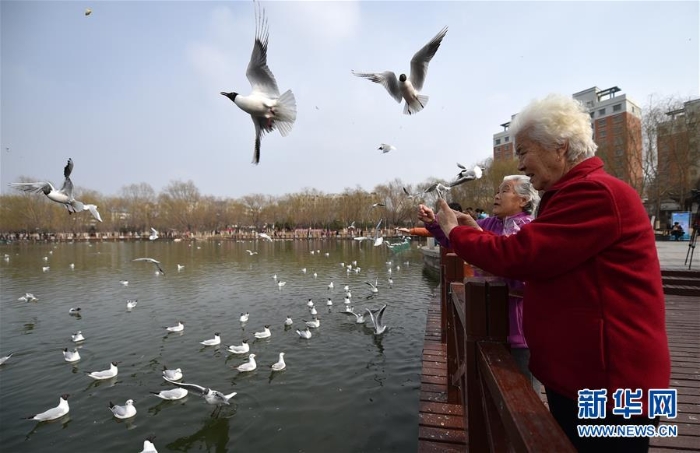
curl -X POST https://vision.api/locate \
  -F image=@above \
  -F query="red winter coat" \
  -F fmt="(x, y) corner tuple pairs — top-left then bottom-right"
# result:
(448, 157), (670, 414)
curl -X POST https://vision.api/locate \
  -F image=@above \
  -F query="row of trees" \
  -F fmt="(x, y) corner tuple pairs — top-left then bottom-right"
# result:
(0, 159), (521, 235)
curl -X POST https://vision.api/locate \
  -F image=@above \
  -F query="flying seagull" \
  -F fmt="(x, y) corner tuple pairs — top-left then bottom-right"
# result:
(352, 26), (448, 115)
(365, 304), (388, 335)
(133, 257), (165, 275)
(449, 164), (483, 187)
(424, 182), (451, 200)
(220, 4), (296, 164)
(378, 143), (396, 153)
(9, 158), (102, 221)
(84, 8), (92, 16)
(149, 228), (159, 241)
(167, 381), (237, 416)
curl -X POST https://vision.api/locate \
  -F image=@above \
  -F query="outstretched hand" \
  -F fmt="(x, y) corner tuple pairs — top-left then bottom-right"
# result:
(418, 204), (436, 225)
(436, 198), (459, 237)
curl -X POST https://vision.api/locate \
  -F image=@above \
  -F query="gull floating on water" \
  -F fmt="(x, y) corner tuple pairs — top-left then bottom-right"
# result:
(227, 340), (250, 354)
(285, 316), (294, 325)
(240, 313), (250, 323)
(0, 352), (14, 365)
(352, 26), (448, 115)
(63, 348), (80, 362)
(296, 327), (312, 339)
(127, 299), (138, 310)
(271, 352), (286, 371)
(151, 388), (188, 401)
(87, 361), (119, 380)
(119, 280), (129, 286)
(378, 143), (396, 153)
(109, 399), (137, 419)
(200, 333), (221, 346)
(277, 281), (286, 288)
(165, 321), (184, 333)
(254, 326), (271, 339)
(163, 367), (183, 381)
(140, 436), (158, 453)
(24, 394), (70, 421)
(304, 317), (320, 329)
(72, 331), (85, 343)
(365, 279), (379, 294)
(18, 293), (38, 302)
(366, 304), (388, 335)
(220, 4), (296, 164)
(326, 298), (333, 306)
(236, 353), (257, 372)
(310, 306), (318, 316)
(133, 257), (165, 275)
(42, 266), (50, 272)
(306, 299), (314, 307)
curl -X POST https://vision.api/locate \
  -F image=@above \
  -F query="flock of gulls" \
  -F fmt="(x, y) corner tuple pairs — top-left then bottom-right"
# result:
(2, 237), (405, 452)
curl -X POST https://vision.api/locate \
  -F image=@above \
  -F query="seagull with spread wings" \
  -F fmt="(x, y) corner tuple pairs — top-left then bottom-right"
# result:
(221, 4), (296, 164)
(133, 257), (165, 275)
(9, 158), (102, 222)
(353, 26), (448, 115)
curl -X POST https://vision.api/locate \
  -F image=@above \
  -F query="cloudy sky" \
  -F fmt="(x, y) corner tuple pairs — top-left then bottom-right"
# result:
(1, 1), (698, 199)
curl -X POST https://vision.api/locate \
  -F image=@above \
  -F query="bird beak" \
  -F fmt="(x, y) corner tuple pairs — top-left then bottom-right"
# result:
(220, 92), (228, 96)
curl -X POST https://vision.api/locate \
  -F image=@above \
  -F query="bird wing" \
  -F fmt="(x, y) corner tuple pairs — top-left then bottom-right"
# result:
(352, 70), (402, 103)
(85, 204), (102, 222)
(168, 381), (208, 396)
(133, 257), (158, 263)
(409, 26), (448, 92)
(375, 304), (387, 327)
(59, 159), (75, 196)
(8, 182), (54, 194)
(246, 5), (280, 97)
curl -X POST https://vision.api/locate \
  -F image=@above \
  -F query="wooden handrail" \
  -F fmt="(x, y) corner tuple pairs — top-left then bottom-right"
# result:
(439, 250), (574, 452)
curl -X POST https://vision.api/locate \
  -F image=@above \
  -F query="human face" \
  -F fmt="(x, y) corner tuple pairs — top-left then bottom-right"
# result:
(515, 132), (568, 191)
(492, 181), (527, 219)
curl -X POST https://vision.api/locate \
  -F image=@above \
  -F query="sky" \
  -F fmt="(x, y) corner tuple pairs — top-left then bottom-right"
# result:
(1, 0), (698, 199)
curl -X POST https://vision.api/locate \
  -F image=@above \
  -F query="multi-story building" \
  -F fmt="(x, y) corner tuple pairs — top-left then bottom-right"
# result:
(493, 86), (644, 192)
(656, 98), (700, 212)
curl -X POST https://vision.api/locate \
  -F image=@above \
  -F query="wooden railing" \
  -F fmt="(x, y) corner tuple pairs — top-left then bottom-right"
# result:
(441, 252), (575, 452)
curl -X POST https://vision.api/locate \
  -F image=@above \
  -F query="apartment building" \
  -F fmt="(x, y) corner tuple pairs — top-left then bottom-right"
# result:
(493, 86), (643, 191)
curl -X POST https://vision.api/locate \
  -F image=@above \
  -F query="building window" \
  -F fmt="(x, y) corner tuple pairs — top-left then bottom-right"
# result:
(590, 112), (595, 118)
(495, 139), (501, 145)
(599, 108), (606, 116)
(613, 103), (622, 112)
(505, 136), (509, 142)
(599, 130), (607, 138)
(597, 118), (607, 127)
(613, 114), (623, 123)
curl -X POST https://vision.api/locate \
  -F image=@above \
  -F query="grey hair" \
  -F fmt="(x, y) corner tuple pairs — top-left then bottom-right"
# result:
(510, 94), (597, 163)
(503, 175), (540, 215)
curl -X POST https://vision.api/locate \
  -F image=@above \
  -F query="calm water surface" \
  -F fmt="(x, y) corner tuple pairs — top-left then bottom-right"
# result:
(0, 239), (437, 452)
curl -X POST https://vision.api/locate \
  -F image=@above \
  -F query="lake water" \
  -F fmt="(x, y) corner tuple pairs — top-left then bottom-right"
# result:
(0, 239), (437, 452)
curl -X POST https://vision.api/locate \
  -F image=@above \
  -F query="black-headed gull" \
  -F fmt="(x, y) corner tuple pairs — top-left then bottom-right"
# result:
(304, 317), (320, 329)
(165, 321), (184, 333)
(200, 333), (221, 346)
(140, 436), (158, 453)
(352, 26), (448, 115)
(236, 353), (257, 372)
(133, 257), (165, 275)
(284, 316), (293, 326)
(254, 326), (271, 339)
(109, 399), (136, 419)
(151, 388), (188, 401)
(162, 367), (183, 381)
(18, 293), (38, 302)
(271, 352), (286, 371)
(296, 327), (312, 339)
(239, 313), (250, 323)
(149, 228), (159, 241)
(227, 340), (250, 354)
(365, 279), (379, 294)
(220, 4), (296, 164)
(72, 331), (85, 343)
(126, 299), (138, 310)
(365, 304), (388, 335)
(69, 307), (81, 315)
(0, 352), (14, 365)
(63, 348), (81, 363)
(25, 394), (70, 421)
(449, 164), (483, 187)
(378, 143), (396, 153)
(9, 158), (83, 215)
(167, 381), (236, 416)
(87, 361), (119, 380)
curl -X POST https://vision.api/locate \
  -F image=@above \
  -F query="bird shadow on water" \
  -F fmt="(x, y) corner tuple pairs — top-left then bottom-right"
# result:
(84, 377), (119, 391)
(24, 415), (71, 441)
(166, 413), (232, 452)
(147, 397), (189, 416)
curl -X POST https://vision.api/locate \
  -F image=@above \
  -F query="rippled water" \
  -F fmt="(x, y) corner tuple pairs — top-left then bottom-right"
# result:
(0, 239), (438, 452)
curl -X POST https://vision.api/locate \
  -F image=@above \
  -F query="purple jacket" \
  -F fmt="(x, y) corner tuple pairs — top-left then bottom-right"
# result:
(428, 212), (533, 348)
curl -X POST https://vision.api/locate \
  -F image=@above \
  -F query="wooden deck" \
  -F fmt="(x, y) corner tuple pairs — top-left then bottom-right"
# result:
(419, 287), (700, 452)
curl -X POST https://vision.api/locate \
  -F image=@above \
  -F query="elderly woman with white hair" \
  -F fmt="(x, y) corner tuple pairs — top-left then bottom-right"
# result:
(420, 174), (541, 388)
(436, 94), (670, 452)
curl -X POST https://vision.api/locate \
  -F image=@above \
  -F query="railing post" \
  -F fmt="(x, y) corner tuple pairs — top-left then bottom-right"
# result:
(463, 279), (509, 451)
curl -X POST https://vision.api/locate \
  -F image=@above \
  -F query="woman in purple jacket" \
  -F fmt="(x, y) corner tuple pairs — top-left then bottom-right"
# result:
(422, 175), (540, 389)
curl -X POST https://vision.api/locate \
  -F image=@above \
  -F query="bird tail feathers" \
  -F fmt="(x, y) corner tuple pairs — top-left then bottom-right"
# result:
(404, 94), (429, 115)
(274, 90), (296, 136)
